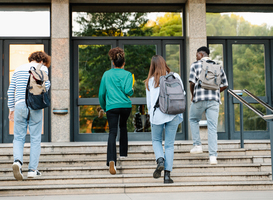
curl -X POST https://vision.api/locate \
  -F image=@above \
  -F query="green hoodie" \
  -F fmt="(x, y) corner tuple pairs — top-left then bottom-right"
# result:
(99, 68), (134, 112)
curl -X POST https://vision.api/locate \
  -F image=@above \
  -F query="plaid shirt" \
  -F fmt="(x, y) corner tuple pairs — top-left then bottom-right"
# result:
(189, 57), (228, 104)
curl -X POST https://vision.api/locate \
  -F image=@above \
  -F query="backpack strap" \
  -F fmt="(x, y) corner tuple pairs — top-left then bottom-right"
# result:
(25, 75), (31, 121)
(153, 98), (159, 116)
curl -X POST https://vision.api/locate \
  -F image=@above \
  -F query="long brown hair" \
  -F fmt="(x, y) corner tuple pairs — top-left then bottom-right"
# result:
(145, 55), (171, 91)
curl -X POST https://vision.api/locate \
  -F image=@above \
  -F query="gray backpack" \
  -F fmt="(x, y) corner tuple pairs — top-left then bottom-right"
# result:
(154, 72), (186, 115)
(199, 60), (222, 90)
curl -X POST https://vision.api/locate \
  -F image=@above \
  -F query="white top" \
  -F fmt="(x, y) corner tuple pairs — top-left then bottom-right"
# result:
(146, 72), (185, 125)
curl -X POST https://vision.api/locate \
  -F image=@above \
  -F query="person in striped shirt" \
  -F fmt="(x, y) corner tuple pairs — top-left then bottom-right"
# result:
(7, 51), (51, 181)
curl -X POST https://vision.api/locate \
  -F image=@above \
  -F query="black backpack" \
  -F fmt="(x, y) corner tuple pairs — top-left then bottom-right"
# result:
(25, 64), (50, 111)
(153, 72), (186, 115)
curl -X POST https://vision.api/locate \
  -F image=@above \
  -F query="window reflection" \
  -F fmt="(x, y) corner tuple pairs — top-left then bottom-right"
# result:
(9, 44), (45, 135)
(78, 45), (112, 98)
(79, 105), (109, 134)
(0, 6), (50, 37)
(209, 44), (225, 132)
(234, 104), (267, 131)
(73, 12), (182, 37)
(165, 44), (180, 74)
(124, 44), (156, 97)
(206, 12), (273, 36)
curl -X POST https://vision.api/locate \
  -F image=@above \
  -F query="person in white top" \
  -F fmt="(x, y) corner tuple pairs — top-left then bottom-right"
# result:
(145, 55), (184, 184)
(7, 51), (51, 181)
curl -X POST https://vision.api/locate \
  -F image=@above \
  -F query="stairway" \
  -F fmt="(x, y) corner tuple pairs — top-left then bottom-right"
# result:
(0, 140), (272, 196)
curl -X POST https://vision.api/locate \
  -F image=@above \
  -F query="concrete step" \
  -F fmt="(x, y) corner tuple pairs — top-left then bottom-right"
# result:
(0, 163), (271, 177)
(0, 148), (271, 161)
(0, 155), (271, 168)
(0, 140), (271, 154)
(0, 172), (271, 186)
(1, 181), (273, 196)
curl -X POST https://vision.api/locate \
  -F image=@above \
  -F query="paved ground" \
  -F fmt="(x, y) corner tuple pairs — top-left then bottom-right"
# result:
(1, 191), (273, 200)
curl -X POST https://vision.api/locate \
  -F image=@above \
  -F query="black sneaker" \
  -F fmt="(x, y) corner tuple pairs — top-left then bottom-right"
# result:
(12, 161), (23, 181)
(27, 169), (42, 178)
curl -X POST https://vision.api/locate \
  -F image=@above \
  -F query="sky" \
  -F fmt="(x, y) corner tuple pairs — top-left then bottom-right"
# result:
(0, 11), (273, 36)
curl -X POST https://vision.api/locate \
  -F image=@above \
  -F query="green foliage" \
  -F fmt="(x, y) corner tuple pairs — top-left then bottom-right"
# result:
(206, 13), (273, 36)
(74, 12), (152, 37)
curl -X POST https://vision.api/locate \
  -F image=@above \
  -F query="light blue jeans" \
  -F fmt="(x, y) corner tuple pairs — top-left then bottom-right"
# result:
(189, 100), (219, 157)
(151, 115), (180, 172)
(13, 102), (43, 170)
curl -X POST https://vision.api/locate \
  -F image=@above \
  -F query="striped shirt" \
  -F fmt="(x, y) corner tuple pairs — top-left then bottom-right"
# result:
(7, 62), (51, 111)
(189, 57), (228, 104)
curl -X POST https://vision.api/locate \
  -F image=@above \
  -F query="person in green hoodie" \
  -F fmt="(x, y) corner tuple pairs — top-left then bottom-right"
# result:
(99, 47), (134, 175)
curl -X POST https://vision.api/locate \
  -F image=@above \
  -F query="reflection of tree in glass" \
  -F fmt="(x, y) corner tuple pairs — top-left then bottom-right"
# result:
(74, 12), (152, 37)
(233, 44), (266, 131)
(166, 44), (180, 73)
(210, 44), (225, 132)
(124, 45), (156, 97)
(79, 45), (111, 98)
(207, 13), (273, 36)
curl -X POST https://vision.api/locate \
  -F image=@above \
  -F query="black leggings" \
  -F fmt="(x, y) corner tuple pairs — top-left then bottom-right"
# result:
(106, 108), (131, 166)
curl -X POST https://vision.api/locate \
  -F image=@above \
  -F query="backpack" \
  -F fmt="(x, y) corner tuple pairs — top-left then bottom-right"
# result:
(154, 72), (186, 115)
(199, 60), (222, 90)
(25, 64), (50, 110)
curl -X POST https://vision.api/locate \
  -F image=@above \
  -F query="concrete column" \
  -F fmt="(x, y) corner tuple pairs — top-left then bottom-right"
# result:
(185, 0), (207, 140)
(51, 0), (70, 142)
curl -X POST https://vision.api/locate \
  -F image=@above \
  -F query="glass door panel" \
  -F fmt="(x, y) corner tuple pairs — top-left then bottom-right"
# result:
(232, 43), (267, 132)
(78, 45), (112, 98)
(124, 44), (156, 97)
(73, 40), (115, 141)
(209, 44), (226, 132)
(9, 44), (45, 136)
(227, 40), (271, 139)
(3, 40), (50, 143)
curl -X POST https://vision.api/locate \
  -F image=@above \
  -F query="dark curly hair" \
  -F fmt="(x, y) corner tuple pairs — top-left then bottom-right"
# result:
(108, 47), (125, 68)
(28, 51), (51, 68)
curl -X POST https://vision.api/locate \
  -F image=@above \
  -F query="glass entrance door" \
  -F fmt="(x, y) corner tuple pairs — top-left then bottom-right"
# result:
(208, 39), (271, 139)
(72, 39), (186, 141)
(1, 40), (50, 143)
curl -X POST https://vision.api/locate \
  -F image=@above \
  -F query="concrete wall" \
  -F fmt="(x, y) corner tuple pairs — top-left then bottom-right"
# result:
(51, 0), (70, 142)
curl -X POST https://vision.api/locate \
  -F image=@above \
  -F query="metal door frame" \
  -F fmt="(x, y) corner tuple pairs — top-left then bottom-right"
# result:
(2, 38), (51, 143)
(71, 37), (186, 141)
(208, 37), (272, 140)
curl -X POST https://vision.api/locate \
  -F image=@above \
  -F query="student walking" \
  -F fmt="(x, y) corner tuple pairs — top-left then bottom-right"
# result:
(7, 51), (51, 181)
(145, 55), (184, 184)
(99, 47), (134, 175)
(189, 46), (228, 165)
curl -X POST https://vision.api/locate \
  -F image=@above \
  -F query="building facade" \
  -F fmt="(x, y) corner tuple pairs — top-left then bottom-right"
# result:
(1, 0), (273, 143)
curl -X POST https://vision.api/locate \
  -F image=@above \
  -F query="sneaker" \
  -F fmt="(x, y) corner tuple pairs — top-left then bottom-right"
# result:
(190, 145), (203, 154)
(109, 161), (116, 175)
(119, 156), (127, 159)
(209, 156), (218, 165)
(27, 169), (42, 178)
(12, 161), (23, 181)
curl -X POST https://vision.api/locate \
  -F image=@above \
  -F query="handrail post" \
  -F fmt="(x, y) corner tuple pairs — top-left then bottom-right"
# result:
(236, 92), (244, 148)
(270, 122), (273, 181)
(240, 102), (244, 148)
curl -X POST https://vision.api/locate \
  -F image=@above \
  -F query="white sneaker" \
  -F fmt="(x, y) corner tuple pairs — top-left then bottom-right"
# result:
(190, 145), (203, 154)
(109, 161), (116, 175)
(12, 161), (23, 181)
(209, 156), (218, 165)
(27, 169), (42, 178)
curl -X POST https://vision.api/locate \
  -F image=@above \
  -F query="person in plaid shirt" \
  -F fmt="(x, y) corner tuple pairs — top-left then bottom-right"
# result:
(189, 46), (228, 165)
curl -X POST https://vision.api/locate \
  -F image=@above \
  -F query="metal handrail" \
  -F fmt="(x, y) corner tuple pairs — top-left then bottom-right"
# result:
(228, 89), (273, 121)
(228, 89), (273, 180)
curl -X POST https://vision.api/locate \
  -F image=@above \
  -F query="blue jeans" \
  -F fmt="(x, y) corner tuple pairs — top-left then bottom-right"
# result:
(189, 100), (219, 157)
(151, 115), (180, 172)
(13, 102), (43, 170)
